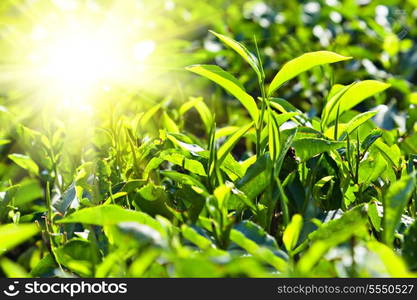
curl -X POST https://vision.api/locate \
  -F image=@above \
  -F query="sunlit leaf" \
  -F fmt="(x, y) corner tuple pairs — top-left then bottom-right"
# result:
(322, 80), (391, 126)
(268, 51), (351, 96)
(297, 206), (368, 274)
(186, 64), (259, 123)
(237, 154), (271, 200)
(292, 138), (345, 161)
(283, 214), (303, 252)
(8, 153), (39, 176)
(383, 174), (416, 246)
(374, 140), (401, 168)
(57, 204), (164, 234)
(367, 241), (413, 277)
(162, 111), (179, 133)
(181, 225), (213, 250)
(230, 222), (287, 271)
(55, 239), (101, 277)
(268, 107), (280, 162)
(0, 224), (39, 255)
(338, 111), (378, 140)
(403, 219), (417, 270)
(217, 122), (253, 166)
(0, 257), (30, 278)
(210, 30), (262, 81)
(361, 129), (383, 151)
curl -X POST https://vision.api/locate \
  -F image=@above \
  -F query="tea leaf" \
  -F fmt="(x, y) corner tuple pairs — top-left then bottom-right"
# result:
(268, 51), (351, 96)
(383, 174), (416, 246)
(186, 64), (259, 123)
(217, 122), (253, 166)
(210, 30), (263, 81)
(57, 205), (164, 234)
(322, 80), (391, 126)
(0, 224), (39, 255)
(292, 138), (345, 161)
(8, 153), (39, 176)
(283, 214), (303, 252)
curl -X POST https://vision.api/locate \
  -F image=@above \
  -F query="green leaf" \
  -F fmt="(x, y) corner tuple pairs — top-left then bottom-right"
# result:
(322, 80), (391, 126)
(217, 122), (253, 166)
(283, 214), (303, 252)
(0, 257), (30, 278)
(0, 139), (11, 146)
(8, 153), (39, 176)
(161, 171), (208, 193)
(186, 64), (259, 123)
(210, 30), (262, 81)
(358, 153), (386, 186)
(260, 112), (300, 146)
(55, 239), (101, 277)
(230, 221), (287, 271)
(104, 192), (127, 205)
(297, 206), (368, 274)
(308, 205), (368, 243)
(8, 179), (43, 207)
(339, 111), (378, 140)
(403, 219), (417, 270)
(179, 97), (213, 134)
(368, 201), (381, 232)
(181, 225), (213, 250)
(383, 174), (416, 246)
(312, 176), (334, 204)
(128, 249), (161, 277)
(292, 138), (345, 161)
(160, 151), (207, 176)
(140, 103), (162, 128)
(221, 154), (245, 180)
(57, 204), (164, 234)
(133, 184), (172, 219)
(228, 185), (257, 211)
(361, 129), (383, 151)
(268, 51), (351, 96)
(233, 221), (280, 250)
(162, 111), (179, 133)
(30, 254), (57, 277)
(268, 107), (280, 162)
(237, 154), (271, 200)
(275, 127), (298, 176)
(367, 241), (413, 277)
(269, 98), (306, 124)
(321, 84), (354, 128)
(115, 222), (165, 247)
(374, 140), (401, 168)
(0, 224), (39, 255)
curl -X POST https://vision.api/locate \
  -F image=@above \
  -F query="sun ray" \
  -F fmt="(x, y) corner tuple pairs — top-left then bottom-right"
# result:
(0, 0), (196, 122)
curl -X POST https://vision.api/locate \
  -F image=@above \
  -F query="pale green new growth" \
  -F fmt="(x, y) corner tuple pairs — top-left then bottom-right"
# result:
(268, 51), (351, 96)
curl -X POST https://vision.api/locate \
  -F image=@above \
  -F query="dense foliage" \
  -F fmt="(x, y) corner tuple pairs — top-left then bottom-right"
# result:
(1, 0), (417, 277)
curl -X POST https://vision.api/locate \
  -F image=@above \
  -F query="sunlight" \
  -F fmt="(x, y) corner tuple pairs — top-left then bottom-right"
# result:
(41, 36), (122, 90)
(28, 23), (155, 110)
(0, 0), (185, 119)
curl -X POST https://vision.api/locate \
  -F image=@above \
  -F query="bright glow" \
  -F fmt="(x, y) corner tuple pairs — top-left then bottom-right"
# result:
(134, 40), (156, 62)
(34, 32), (126, 108)
(0, 0), (185, 118)
(27, 21), (156, 111)
(29, 24), (156, 110)
(42, 37), (120, 87)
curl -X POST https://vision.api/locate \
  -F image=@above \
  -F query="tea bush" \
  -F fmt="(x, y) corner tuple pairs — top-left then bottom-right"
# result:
(0, 0), (417, 277)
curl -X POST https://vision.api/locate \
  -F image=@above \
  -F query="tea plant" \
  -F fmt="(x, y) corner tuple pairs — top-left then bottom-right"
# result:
(0, 0), (417, 278)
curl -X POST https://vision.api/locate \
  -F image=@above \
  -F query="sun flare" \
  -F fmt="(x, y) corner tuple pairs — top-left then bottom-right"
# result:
(27, 22), (156, 110)
(0, 0), (186, 116)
